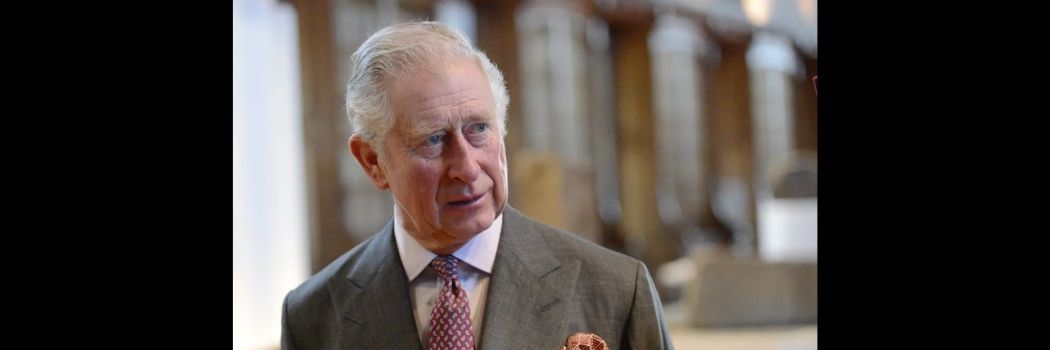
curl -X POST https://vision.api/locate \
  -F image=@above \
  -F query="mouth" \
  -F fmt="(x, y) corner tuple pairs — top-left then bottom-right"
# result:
(446, 192), (485, 208)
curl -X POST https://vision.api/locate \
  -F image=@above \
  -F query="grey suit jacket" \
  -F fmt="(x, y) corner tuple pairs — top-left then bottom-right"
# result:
(282, 206), (673, 349)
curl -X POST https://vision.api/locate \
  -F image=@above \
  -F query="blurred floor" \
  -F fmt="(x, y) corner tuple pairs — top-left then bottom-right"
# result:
(670, 324), (817, 350)
(665, 302), (817, 350)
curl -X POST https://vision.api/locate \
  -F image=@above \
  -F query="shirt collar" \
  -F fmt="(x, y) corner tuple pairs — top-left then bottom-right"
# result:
(393, 206), (502, 281)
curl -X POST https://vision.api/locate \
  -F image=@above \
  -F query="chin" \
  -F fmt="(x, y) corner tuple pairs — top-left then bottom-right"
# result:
(443, 211), (494, 237)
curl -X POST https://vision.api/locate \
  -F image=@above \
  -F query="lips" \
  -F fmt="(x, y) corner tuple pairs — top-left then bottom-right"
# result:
(446, 192), (485, 207)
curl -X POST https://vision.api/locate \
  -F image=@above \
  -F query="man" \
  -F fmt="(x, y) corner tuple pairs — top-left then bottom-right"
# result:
(282, 21), (672, 349)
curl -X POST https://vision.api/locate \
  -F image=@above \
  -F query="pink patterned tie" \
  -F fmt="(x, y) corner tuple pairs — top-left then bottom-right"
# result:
(427, 255), (475, 350)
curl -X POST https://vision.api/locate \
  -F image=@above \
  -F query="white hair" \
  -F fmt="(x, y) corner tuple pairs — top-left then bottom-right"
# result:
(345, 21), (510, 152)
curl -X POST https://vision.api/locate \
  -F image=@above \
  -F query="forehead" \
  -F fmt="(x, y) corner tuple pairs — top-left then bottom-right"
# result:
(385, 58), (496, 135)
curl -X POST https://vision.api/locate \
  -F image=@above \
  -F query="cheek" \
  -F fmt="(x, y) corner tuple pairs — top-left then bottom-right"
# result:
(408, 163), (441, 196)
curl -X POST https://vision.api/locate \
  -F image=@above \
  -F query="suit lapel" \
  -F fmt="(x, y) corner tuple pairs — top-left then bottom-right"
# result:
(328, 221), (423, 350)
(478, 207), (581, 349)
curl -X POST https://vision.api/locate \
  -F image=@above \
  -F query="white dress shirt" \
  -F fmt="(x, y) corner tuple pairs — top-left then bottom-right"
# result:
(393, 207), (502, 344)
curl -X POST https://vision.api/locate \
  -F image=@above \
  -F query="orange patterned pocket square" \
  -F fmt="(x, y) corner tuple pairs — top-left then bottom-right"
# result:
(560, 332), (607, 350)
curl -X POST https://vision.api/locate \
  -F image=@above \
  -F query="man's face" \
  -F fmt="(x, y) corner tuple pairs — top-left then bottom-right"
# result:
(377, 58), (507, 253)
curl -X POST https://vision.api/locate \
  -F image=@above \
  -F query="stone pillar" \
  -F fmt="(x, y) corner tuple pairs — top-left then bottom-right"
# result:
(648, 11), (717, 251)
(746, 30), (801, 255)
(514, 0), (601, 242)
(434, 0), (477, 44)
(293, 0), (354, 272)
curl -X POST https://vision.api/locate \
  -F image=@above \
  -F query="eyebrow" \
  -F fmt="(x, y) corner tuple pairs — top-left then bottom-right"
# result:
(402, 112), (494, 140)
(402, 119), (448, 140)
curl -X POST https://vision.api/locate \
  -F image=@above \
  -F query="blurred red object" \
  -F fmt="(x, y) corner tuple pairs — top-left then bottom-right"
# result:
(561, 333), (607, 350)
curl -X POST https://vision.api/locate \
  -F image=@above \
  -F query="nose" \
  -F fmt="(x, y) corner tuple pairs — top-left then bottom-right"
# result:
(446, 132), (481, 183)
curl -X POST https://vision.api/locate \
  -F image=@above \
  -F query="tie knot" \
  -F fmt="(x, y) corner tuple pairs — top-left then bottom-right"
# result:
(430, 255), (460, 281)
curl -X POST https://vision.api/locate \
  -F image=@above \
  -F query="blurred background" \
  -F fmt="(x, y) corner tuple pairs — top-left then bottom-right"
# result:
(233, 0), (817, 349)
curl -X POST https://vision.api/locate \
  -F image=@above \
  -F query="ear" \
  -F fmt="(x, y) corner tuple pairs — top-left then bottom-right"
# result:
(349, 134), (390, 190)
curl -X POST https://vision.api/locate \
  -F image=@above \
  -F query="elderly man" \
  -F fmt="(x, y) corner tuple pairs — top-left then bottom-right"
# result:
(282, 21), (672, 350)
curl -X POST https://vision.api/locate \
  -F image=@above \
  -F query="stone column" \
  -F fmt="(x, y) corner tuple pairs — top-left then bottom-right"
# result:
(648, 11), (717, 251)
(514, 0), (601, 241)
(434, 0), (477, 44)
(746, 30), (801, 255)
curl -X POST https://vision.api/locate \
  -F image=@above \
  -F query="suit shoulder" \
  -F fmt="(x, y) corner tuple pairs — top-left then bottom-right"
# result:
(526, 217), (643, 271)
(284, 229), (390, 308)
(516, 214), (649, 312)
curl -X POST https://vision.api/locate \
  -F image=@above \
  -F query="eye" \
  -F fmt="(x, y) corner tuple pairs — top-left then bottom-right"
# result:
(425, 134), (444, 146)
(464, 123), (491, 145)
(466, 123), (489, 135)
(413, 133), (445, 158)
